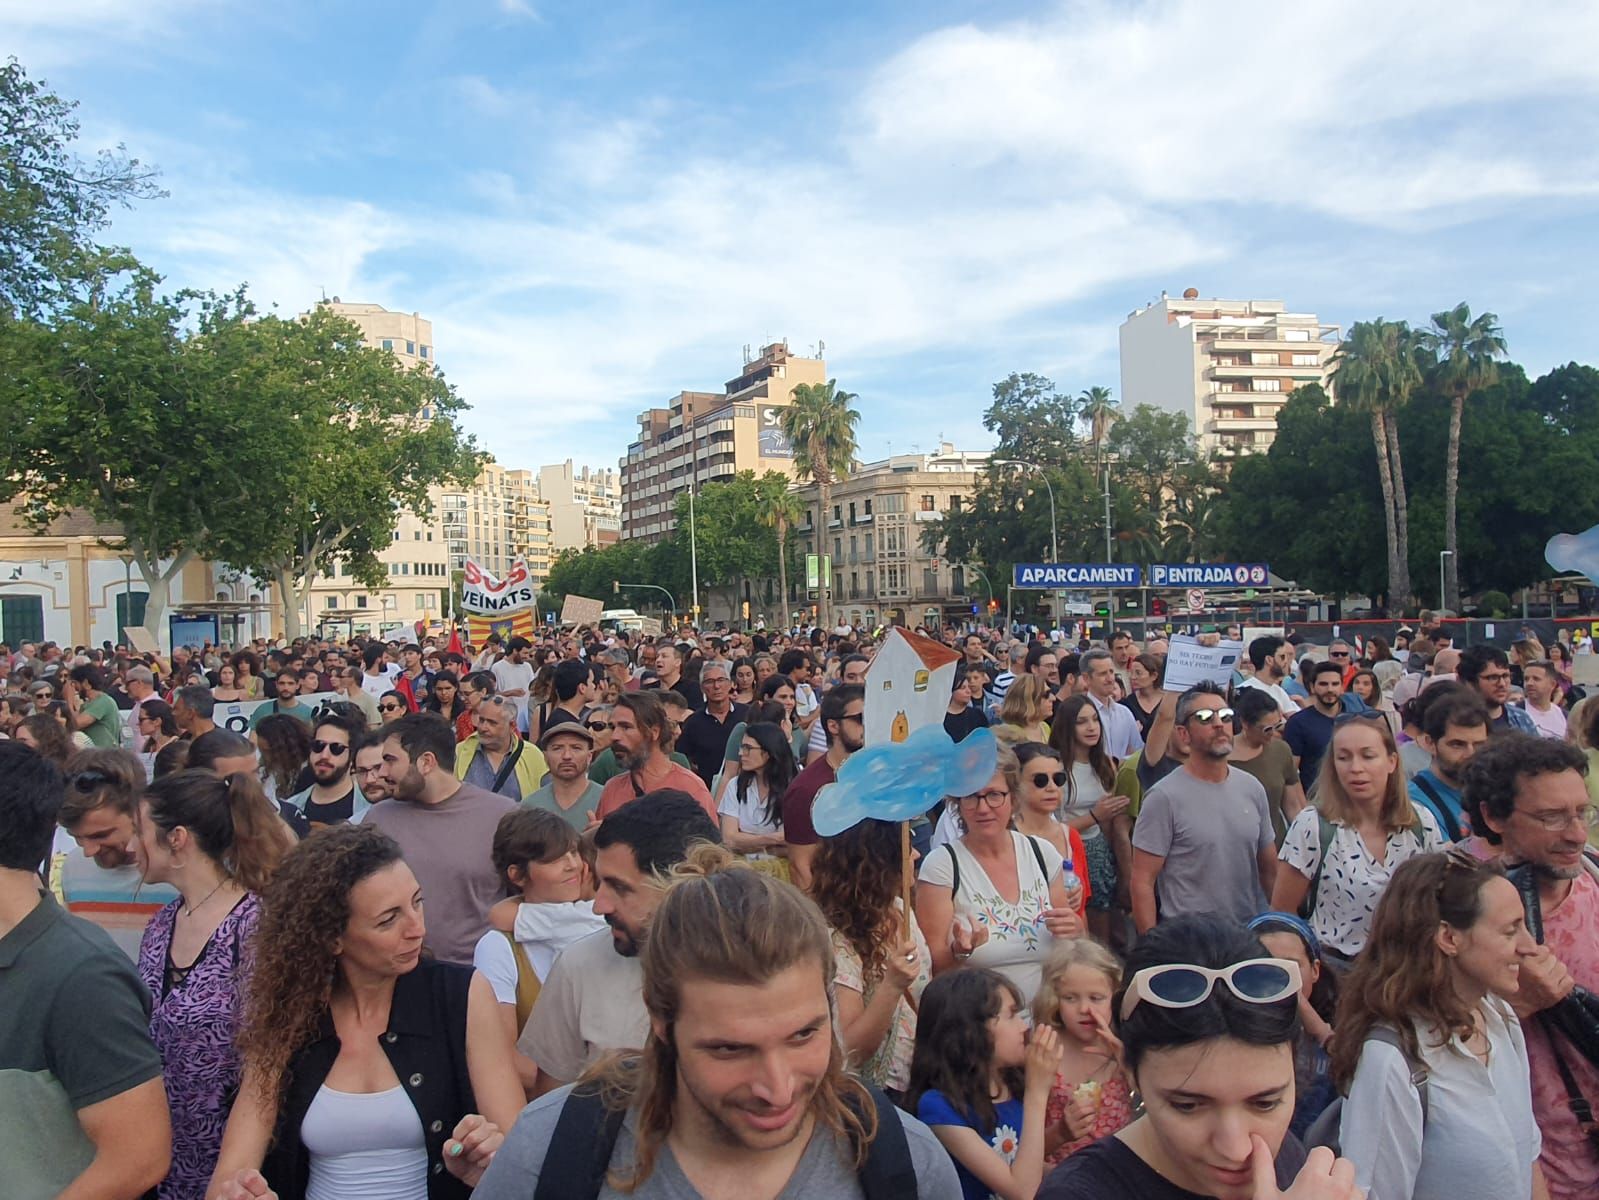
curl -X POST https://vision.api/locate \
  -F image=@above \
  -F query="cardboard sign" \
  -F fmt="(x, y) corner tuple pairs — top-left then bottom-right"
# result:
(560, 594), (605, 628)
(125, 627), (160, 655)
(1163, 635), (1245, 693)
(864, 628), (962, 746)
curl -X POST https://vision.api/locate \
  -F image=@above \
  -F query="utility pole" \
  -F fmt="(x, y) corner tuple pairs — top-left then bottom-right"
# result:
(687, 405), (700, 627)
(1103, 466), (1114, 634)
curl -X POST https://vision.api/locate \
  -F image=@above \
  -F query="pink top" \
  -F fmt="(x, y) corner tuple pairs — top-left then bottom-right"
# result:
(1044, 1067), (1135, 1166)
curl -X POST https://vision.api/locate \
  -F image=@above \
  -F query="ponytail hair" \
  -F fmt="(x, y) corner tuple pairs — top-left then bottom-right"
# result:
(143, 768), (286, 893)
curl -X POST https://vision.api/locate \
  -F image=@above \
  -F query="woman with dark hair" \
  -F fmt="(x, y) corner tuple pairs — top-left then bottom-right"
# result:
(253, 713), (313, 803)
(1010, 741), (1091, 918)
(1348, 669), (1399, 738)
(810, 818), (929, 1097)
(424, 670), (466, 727)
(1332, 851), (1545, 1200)
(133, 769), (287, 1199)
(730, 656), (757, 706)
(1121, 652), (1166, 740)
(1050, 694), (1129, 945)
(209, 824), (522, 1200)
(139, 697), (182, 753)
(1039, 914), (1362, 1199)
(16, 710), (76, 766)
(153, 737), (191, 780)
(377, 689), (409, 723)
(230, 651), (264, 702)
(715, 720), (795, 855)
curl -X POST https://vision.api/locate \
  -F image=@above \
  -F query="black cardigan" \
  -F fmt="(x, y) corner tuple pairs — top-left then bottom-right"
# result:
(263, 959), (478, 1200)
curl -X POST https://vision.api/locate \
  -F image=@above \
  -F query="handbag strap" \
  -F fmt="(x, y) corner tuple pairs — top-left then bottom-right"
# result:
(1540, 1011), (1599, 1158)
(490, 738), (525, 795)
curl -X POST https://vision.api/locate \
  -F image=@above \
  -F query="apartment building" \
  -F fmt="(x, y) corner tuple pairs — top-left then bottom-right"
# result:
(795, 444), (990, 629)
(441, 462), (552, 585)
(538, 460), (621, 551)
(620, 342), (828, 542)
(320, 300), (436, 372)
(1119, 290), (1339, 456)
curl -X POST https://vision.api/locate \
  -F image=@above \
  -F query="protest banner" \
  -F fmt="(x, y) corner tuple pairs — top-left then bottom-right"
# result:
(1162, 635), (1245, 693)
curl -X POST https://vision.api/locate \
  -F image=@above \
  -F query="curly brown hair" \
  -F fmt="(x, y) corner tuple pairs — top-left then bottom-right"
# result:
(809, 819), (905, 986)
(238, 824), (404, 1101)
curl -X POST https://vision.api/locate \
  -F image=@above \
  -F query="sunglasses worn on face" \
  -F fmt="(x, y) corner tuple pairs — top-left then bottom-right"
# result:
(1120, 958), (1302, 1021)
(1029, 771), (1068, 788)
(379, 703), (403, 712)
(311, 740), (349, 756)
(1187, 707), (1234, 725)
(586, 721), (611, 732)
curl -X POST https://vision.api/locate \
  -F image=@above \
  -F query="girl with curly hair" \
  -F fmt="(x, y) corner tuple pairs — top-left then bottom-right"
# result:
(911, 966), (1064, 1200)
(252, 714), (311, 803)
(209, 824), (523, 1200)
(810, 818), (930, 1097)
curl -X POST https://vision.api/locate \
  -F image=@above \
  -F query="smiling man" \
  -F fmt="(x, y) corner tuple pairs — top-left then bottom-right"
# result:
(480, 844), (960, 1200)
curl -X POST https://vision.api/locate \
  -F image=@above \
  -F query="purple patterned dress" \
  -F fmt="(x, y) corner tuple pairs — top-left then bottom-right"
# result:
(136, 894), (259, 1200)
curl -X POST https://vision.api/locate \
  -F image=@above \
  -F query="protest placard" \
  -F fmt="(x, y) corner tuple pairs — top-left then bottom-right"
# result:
(1163, 635), (1245, 693)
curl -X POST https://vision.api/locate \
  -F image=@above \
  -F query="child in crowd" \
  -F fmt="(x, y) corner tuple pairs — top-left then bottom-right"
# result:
(911, 967), (1064, 1200)
(1248, 911), (1338, 1140)
(1032, 938), (1135, 1166)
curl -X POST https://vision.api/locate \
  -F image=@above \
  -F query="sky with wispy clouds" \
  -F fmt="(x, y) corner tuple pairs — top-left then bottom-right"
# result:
(8, 0), (1598, 470)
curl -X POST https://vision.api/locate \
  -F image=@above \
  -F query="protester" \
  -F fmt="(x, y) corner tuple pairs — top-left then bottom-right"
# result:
(17, 708), (79, 762)
(997, 673), (1054, 743)
(1039, 915), (1362, 1199)
(0, 741), (172, 1199)
(676, 660), (749, 787)
(595, 690), (716, 822)
(1032, 938), (1133, 1168)
(366, 712), (517, 965)
(251, 714), (311, 803)
(1272, 713), (1445, 964)
(1248, 912), (1338, 1140)
(478, 842), (960, 1199)
(1520, 659), (1568, 740)
(1048, 695), (1128, 943)
(350, 729), (392, 803)
(1406, 685), (1491, 842)
(456, 693), (548, 803)
(377, 688), (408, 722)
(211, 662), (247, 703)
(1459, 644), (1540, 735)
(517, 722), (600, 831)
(916, 745), (1083, 997)
(1120, 653), (1165, 741)
(1332, 850), (1545, 1200)
(280, 709), (366, 827)
(1283, 660), (1348, 791)
(1239, 636), (1300, 718)
(1131, 683), (1277, 933)
(138, 697), (182, 754)
(1347, 669), (1399, 738)
(1464, 734), (1597, 1200)
(810, 817), (929, 1097)
(64, 663), (125, 747)
(1006, 741), (1092, 919)
(133, 769), (285, 1200)
(1228, 687), (1306, 845)
(911, 966), (1063, 1200)
(172, 685), (219, 741)
(246, 670), (315, 731)
(715, 720), (795, 857)
(944, 664), (992, 743)
(230, 651), (265, 701)
(457, 670), (496, 741)
(208, 824), (522, 1200)
(516, 791), (721, 1093)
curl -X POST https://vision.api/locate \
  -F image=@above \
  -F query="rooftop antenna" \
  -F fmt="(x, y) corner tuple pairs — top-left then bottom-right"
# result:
(818, 338), (825, 358)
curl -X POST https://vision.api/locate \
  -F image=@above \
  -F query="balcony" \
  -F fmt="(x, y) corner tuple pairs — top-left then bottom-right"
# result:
(913, 510), (943, 522)
(1204, 414), (1279, 434)
(1207, 362), (1316, 379)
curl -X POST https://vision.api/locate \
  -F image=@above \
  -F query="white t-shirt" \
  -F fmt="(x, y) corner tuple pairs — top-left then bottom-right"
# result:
(491, 660), (536, 715)
(516, 927), (648, 1085)
(360, 664), (400, 700)
(1237, 674), (1299, 717)
(716, 775), (780, 835)
(1058, 761), (1111, 841)
(917, 831), (1064, 1000)
(471, 901), (606, 1003)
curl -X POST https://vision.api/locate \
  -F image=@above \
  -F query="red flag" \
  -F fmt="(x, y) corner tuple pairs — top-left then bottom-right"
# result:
(447, 625), (464, 657)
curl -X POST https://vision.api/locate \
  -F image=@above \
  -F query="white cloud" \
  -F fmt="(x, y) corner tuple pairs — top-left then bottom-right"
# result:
(1, 0), (216, 69)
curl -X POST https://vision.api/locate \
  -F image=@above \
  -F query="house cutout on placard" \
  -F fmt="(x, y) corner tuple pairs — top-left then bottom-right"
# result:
(864, 628), (963, 748)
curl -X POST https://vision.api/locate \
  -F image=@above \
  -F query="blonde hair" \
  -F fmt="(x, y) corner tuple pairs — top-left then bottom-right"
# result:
(584, 844), (873, 1191)
(1032, 937), (1123, 1029)
(1312, 715), (1418, 834)
(999, 674), (1049, 727)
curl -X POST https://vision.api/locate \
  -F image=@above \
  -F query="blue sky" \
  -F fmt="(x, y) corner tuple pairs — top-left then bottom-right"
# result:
(10, 0), (1599, 471)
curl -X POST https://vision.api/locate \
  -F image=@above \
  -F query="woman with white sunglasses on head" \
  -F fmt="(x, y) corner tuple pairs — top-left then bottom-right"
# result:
(1039, 914), (1364, 1200)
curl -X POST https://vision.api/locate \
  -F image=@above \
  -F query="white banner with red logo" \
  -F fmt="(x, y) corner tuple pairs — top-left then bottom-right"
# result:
(460, 558), (537, 614)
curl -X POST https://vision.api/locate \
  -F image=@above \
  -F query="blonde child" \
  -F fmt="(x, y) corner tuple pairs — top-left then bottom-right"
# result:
(1033, 937), (1135, 1166)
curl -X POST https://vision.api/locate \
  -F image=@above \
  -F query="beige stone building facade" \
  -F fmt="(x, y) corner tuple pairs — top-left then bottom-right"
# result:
(1119, 291), (1339, 456)
(794, 444), (991, 629)
(539, 460), (621, 551)
(620, 342), (828, 542)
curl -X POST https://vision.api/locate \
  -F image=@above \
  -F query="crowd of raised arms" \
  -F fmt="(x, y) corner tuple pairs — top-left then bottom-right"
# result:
(4, 618), (1599, 1200)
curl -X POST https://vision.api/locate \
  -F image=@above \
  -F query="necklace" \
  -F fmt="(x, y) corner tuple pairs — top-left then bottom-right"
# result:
(182, 880), (227, 918)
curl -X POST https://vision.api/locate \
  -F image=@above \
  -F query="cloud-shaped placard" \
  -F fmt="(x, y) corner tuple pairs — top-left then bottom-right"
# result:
(1547, 525), (1599, 585)
(811, 723), (998, 837)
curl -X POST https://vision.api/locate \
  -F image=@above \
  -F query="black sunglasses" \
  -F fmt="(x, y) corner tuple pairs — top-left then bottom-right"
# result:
(586, 721), (611, 731)
(378, 703), (404, 712)
(1029, 771), (1069, 788)
(70, 770), (111, 793)
(311, 740), (349, 755)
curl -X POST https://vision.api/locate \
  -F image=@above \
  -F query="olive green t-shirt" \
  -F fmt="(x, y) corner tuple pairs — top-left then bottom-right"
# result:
(79, 693), (123, 748)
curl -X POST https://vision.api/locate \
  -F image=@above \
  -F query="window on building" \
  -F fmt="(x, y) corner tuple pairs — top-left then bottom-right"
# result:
(1283, 329), (1311, 342)
(1250, 352), (1279, 366)
(879, 493), (904, 514)
(381, 339), (394, 351)
(420, 345), (430, 359)
(850, 571), (859, 599)
(949, 496), (963, 514)
(416, 595), (428, 611)
(833, 539), (842, 562)
(0, 595), (43, 647)
(356, 595), (368, 609)
(864, 533), (874, 557)
(426, 531), (433, 541)
(951, 566), (965, 594)
(920, 495), (935, 512)
(406, 341), (415, 355)
(414, 530), (421, 539)
(848, 502), (856, 523)
(849, 536), (857, 562)
(325, 596), (338, 609)
(864, 498), (873, 517)
(393, 530), (402, 541)
(923, 567), (938, 594)
(1252, 378), (1282, 392)
(114, 592), (148, 643)
(1292, 353), (1319, 366)
(831, 505), (841, 524)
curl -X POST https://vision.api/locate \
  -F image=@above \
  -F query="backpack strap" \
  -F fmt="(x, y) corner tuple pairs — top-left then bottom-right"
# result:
(1366, 1025), (1430, 1125)
(850, 1085), (918, 1200)
(1410, 774), (1461, 842)
(532, 1084), (628, 1200)
(945, 841), (960, 897)
(505, 932), (542, 1034)
(1305, 813), (1336, 918)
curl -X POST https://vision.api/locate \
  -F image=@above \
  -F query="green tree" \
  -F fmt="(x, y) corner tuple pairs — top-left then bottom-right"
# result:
(985, 373), (1079, 464)
(1104, 405), (1197, 519)
(0, 58), (164, 316)
(779, 380), (860, 629)
(1419, 303), (1507, 612)
(1330, 319), (1421, 606)
(669, 471), (781, 623)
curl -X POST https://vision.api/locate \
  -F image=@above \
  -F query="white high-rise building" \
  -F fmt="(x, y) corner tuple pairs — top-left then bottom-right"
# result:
(1119, 290), (1340, 456)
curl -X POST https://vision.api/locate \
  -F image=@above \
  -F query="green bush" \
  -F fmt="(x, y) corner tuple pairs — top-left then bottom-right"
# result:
(1475, 590), (1512, 618)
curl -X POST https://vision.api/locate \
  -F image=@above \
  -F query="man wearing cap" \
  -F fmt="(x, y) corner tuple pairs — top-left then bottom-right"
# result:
(524, 722), (605, 830)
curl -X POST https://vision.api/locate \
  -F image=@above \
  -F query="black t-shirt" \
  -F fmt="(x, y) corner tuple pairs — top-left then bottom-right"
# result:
(677, 703), (750, 786)
(302, 786), (356, 827)
(1040, 1132), (1307, 1199)
(943, 705), (990, 743)
(1136, 748), (1181, 794)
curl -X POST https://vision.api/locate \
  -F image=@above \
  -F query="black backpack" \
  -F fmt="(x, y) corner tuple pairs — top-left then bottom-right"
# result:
(531, 1080), (918, 1199)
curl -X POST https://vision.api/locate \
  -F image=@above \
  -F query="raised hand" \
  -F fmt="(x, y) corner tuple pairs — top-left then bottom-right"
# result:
(1025, 1024), (1065, 1094)
(884, 938), (922, 992)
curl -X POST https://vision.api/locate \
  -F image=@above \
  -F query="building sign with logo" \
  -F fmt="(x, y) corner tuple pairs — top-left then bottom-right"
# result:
(1149, 563), (1270, 589)
(758, 405), (792, 457)
(1013, 563), (1142, 589)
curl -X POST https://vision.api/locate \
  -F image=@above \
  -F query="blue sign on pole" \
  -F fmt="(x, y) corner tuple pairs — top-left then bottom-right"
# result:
(1148, 563), (1270, 589)
(1013, 563), (1143, 589)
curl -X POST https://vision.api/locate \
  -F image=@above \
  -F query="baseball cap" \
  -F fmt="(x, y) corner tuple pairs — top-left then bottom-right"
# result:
(538, 718), (595, 749)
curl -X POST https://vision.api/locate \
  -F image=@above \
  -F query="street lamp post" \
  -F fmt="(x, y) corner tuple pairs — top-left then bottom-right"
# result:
(1102, 467), (1115, 635)
(1439, 550), (1454, 612)
(615, 581), (679, 626)
(995, 460), (1058, 632)
(117, 551), (135, 646)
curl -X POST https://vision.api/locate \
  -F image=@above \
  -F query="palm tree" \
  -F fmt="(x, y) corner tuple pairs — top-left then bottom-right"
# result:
(1079, 386), (1120, 476)
(779, 380), (860, 629)
(1419, 303), (1507, 612)
(759, 483), (806, 625)
(1330, 319), (1421, 607)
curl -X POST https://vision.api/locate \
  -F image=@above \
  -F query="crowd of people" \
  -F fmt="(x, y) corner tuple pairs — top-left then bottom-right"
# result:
(2, 617), (1597, 1200)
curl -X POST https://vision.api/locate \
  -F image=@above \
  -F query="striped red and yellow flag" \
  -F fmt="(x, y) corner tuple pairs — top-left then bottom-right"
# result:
(465, 609), (537, 646)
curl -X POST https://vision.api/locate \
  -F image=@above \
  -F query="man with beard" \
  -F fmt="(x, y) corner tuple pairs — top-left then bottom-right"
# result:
(595, 691), (715, 821)
(456, 694), (548, 802)
(365, 712), (516, 965)
(246, 668), (315, 731)
(351, 731), (393, 803)
(516, 790), (721, 1097)
(780, 684), (865, 891)
(53, 748), (178, 959)
(1466, 735), (1595, 1200)
(281, 710), (367, 826)
(480, 836), (960, 1200)
(1458, 643), (1540, 736)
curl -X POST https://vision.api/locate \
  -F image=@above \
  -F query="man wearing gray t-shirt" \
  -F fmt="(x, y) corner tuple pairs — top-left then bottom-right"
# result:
(1130, 682), (1277, 933)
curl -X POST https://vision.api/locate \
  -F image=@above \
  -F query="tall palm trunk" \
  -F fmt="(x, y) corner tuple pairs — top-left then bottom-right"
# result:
(1444, 390), (1463, 611)
(817, 478), (834, 630)
(1384, 414), (1412, 605)
(1368, 412), (1402, 608)
(775, 520), (790, 625)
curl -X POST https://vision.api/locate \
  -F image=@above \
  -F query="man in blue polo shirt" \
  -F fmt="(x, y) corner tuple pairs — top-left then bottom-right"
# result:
(1407, 687), (1491, 842)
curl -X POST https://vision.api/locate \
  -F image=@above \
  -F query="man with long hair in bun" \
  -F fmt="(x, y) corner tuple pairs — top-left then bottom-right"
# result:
(475, 844), (962, 1199)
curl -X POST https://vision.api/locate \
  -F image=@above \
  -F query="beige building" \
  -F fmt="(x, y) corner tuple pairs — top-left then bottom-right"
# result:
(795, 444), (990, 629)
(1119, 290), (1339, 456)
(620, 342), (828, 542)
(320, 300), (436, 372)
(539, 460), (621, 551)
(441, 463), (543, 582)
